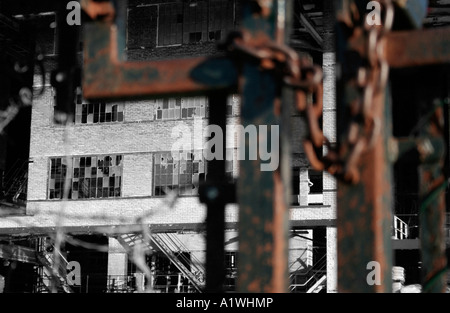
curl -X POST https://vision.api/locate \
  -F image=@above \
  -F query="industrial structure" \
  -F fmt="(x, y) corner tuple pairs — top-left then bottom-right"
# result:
(0, 0), (449, 293)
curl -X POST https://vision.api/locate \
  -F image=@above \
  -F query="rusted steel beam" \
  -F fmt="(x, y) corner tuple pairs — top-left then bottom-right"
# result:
(335, 92), (394, 293)
(236, 0), (290, 293)
(418, 102), (448, 293)
(82, 22), (238, 100)
(382, 28), (450, 68)
(335, 0), (393, 293)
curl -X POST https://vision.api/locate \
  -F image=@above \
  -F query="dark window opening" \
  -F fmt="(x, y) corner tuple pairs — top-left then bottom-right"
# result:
(189, 32), (202, 43)
(308, 170), (323, 194)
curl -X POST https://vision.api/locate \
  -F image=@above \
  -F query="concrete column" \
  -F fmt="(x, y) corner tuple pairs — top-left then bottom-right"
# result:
(322, 51), (337, 207)
(323, 51), (338, 293)
(299, 167), (310, 205)
(107, 237), (128, 278)
(323, 0), (338, 291)
(326, 227), (338, 293)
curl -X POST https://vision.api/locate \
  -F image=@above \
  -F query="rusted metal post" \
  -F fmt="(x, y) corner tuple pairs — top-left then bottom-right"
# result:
(335, 0), (393, 293)
(418, 100), (448, 293)
(382, 28), (450, 68)
(236, 0), (290, 293)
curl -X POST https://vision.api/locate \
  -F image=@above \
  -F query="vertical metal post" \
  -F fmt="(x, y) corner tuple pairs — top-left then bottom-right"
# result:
(335, 0), (393, 293)
(204, 90), (228, 293)
(418, 100), (448, 293)
(237, 0), (290, 293)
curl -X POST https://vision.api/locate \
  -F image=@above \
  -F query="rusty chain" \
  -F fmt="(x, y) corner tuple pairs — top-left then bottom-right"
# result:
(221, 0), (394, 184)
(303, 0), (393, 184)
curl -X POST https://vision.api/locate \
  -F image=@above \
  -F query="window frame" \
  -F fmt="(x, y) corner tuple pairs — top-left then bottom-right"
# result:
(153, 150), (207, 198)
(47, 154), (124, 200)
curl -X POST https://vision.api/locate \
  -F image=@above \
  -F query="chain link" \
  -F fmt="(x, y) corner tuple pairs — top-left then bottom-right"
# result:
(302, 0), (393, 184)
(221, 1), (393, 184)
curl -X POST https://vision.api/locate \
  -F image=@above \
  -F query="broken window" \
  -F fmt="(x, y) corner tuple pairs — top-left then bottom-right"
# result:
(48, 155), (123, 200)
(153, 149), (235, 196)
(227, 94), (240, 117)
(153, 151), (206, 196)
(127, 5), (158, 49)
(158, 2), (184, 46)
(154, 97), (207, 121)
(74, 88), (124, 124)
(53, 88), (124, 124)
(208, 0), (235, 40)
(153, 94), (238, 120)
(156, 0), (235, 47)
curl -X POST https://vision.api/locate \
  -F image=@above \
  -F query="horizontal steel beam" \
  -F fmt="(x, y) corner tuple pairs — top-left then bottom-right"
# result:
(0, 223), (237, 237)
(382, 27), (450, 68)
(0, 220), (338, 237)
(83, 23), (238, 100)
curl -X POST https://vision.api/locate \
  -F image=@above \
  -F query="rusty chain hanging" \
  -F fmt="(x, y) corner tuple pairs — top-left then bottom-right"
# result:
(301, 0), (393, 184)
(221, 1), (396, 185)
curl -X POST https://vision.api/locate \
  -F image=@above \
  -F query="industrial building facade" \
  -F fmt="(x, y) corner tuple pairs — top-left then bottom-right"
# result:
(0, 0), (337, 293)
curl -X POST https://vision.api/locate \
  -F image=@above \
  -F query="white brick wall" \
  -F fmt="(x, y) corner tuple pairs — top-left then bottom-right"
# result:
(108, 238), (128, 277)
(0, 197), (208, 229)
(290, 206), (336, 221)
(125, 100), (155, 122)
(122, 154), (153, 197)
(326, 227), (338, 293)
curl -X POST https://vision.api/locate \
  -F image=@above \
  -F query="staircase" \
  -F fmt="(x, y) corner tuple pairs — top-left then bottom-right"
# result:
(35, 240), (73, 293)
(307, 274), (327, 293)
(392, 215), (409, 240)
(290, 254), (327, 293)
(118, 232), (205, 293)
(2, 159), (28, 206)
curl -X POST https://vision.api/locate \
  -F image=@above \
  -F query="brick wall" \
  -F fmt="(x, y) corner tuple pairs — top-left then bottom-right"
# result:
(107, 238), (128, 277)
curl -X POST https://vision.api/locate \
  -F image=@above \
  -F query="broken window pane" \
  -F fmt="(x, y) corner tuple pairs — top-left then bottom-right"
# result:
(48, 155), (124, 200)
(153, 151), (207, 197)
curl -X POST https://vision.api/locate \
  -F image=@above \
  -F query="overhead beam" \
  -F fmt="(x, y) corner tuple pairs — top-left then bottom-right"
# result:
(299, 12), (323, 47)
(83, 23), (238, 101)
(382, 27), (450, 68)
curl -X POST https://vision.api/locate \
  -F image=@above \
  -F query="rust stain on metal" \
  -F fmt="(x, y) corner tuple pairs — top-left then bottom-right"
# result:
(365, 91), (392, 293)
(83, 24), (237, 100)
(271, 170), (288, 293)
(382, 28), (450, 68)
(252, 216), (261, 225)
(247, 279), (262, 293)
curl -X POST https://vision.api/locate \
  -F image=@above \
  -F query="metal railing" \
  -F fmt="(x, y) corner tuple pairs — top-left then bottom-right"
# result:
(289, 254), (327, 293)
(393, 216), (409, 240)
(35, 239), (73, 293)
